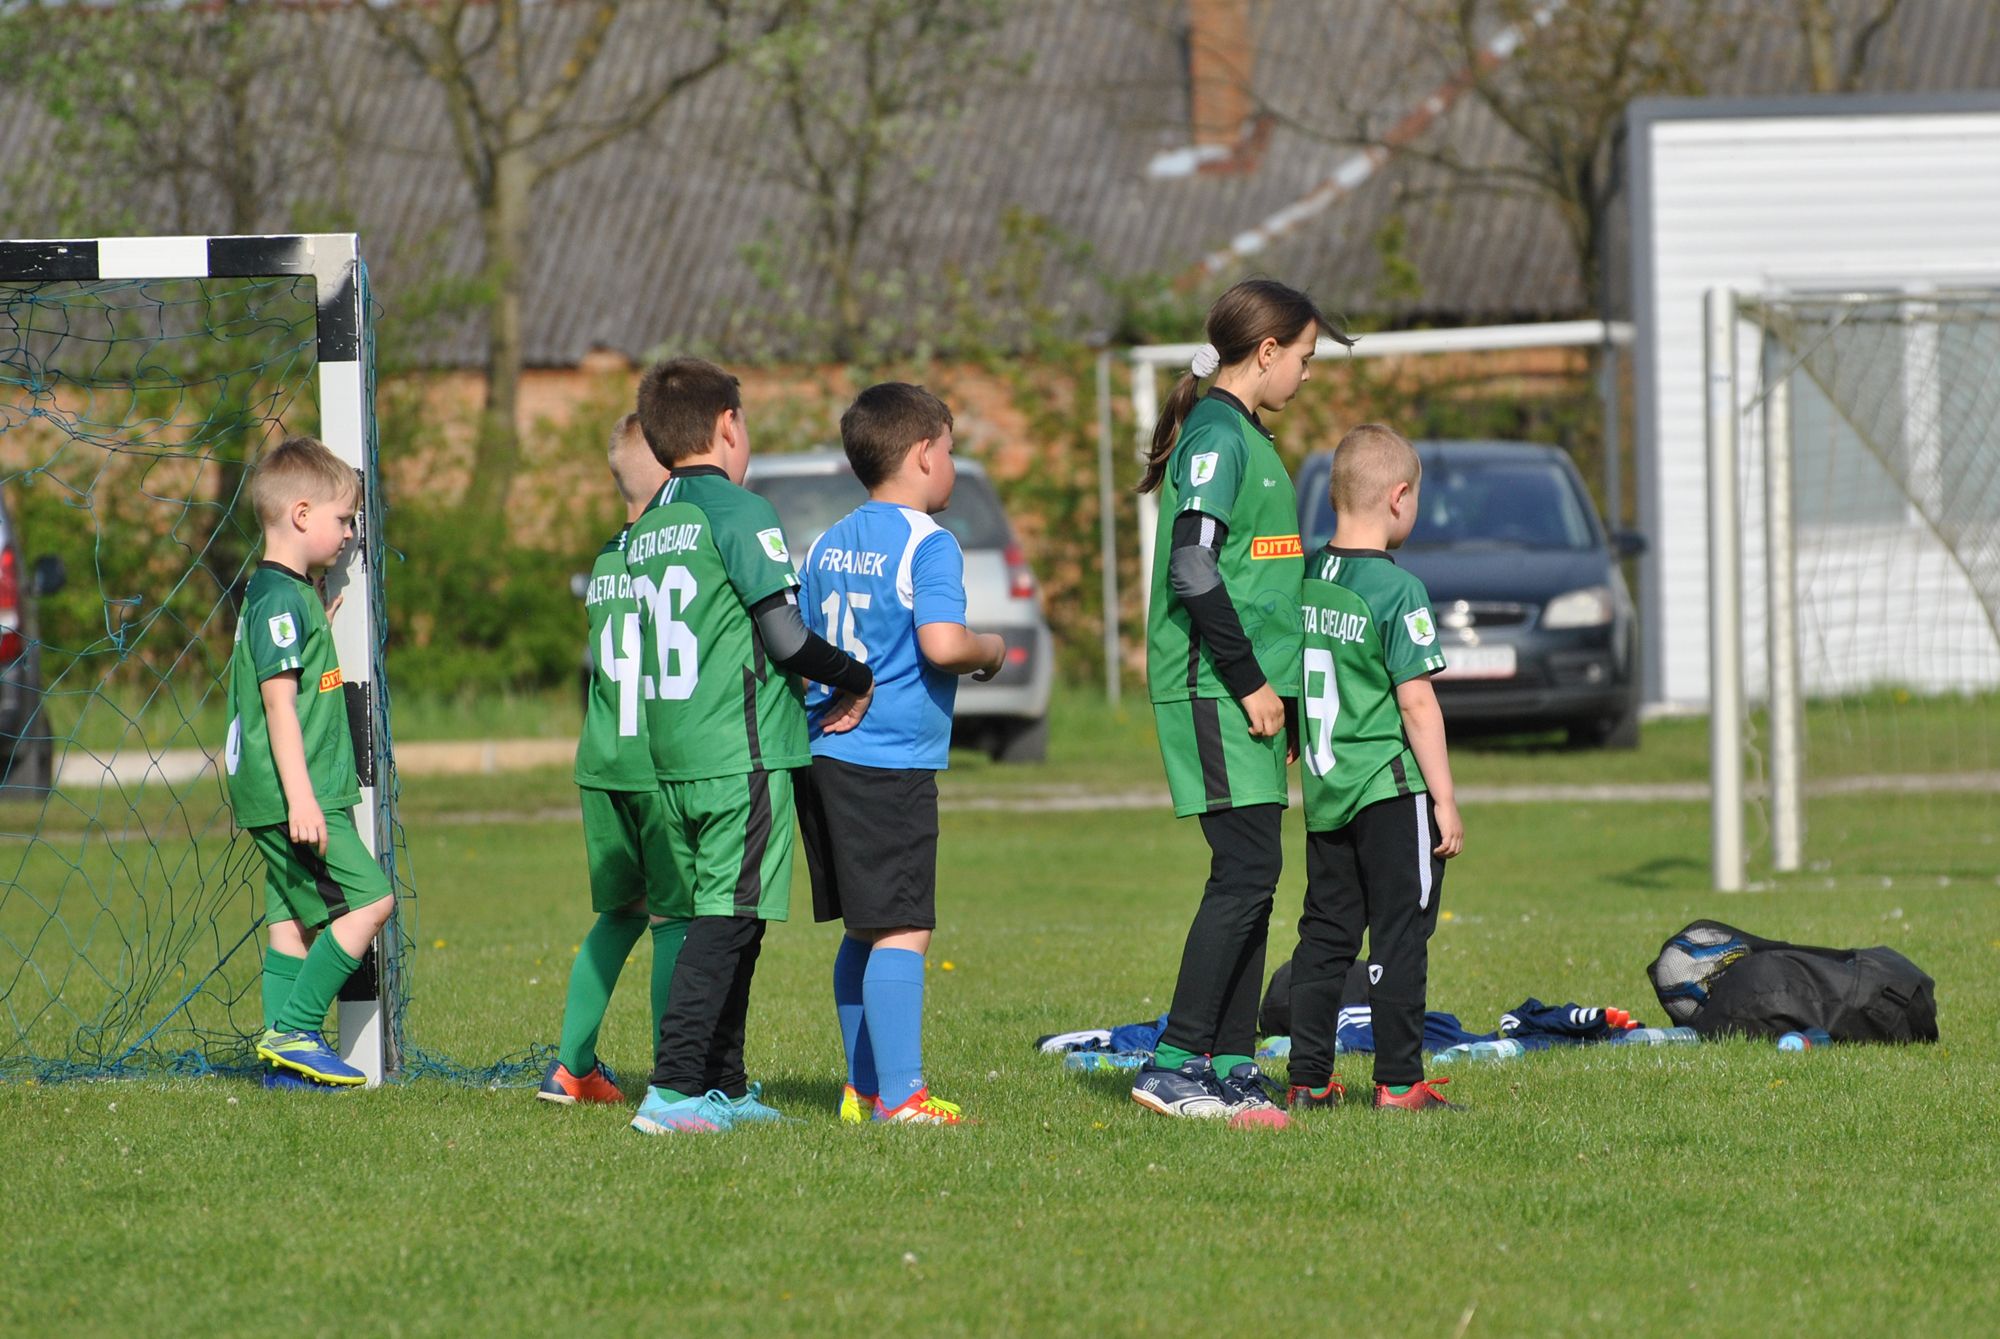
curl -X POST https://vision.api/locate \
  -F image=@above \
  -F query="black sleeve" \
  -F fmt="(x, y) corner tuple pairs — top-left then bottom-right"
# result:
(749, 592), (874, 698)
(1168, 511), (1268, 700)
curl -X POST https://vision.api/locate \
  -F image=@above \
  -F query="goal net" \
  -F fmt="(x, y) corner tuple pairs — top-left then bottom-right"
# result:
(0, 234), (408, 1081)
(1715, 287), (2000, 888)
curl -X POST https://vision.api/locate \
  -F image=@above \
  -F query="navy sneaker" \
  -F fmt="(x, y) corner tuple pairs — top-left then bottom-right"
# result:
(1130, 1055), (1232, 1119)
(1220, 1062), (1289, 1128)
(261, 1067), (342, 1093)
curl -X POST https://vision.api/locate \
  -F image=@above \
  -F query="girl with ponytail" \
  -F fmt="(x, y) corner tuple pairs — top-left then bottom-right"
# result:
(1129, 278), (1346, 1125)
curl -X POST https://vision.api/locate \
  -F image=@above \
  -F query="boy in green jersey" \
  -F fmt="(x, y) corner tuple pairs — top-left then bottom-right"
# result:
(1131, 279), (1347, 1126)
(1286, 424), (1464, 1114)
(226, 436), (394, 1088)
(539, 414), (692, 1106)
(624, 358), (875, 1136)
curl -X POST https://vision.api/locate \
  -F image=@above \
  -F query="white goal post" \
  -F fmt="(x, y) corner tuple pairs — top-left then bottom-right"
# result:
(1122, 319), (1634, 629)
(0, 233), (398, 1082)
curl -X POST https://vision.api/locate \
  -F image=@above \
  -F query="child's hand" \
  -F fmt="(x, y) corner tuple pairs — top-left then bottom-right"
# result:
(324, 593), (344, 621)
(1431, 797), (1464, 859)
(819, 686), (873, 734)
(289, 796), (329, 854)
(1239, 683), (1285, 739)
(970, 633), (1007, 682)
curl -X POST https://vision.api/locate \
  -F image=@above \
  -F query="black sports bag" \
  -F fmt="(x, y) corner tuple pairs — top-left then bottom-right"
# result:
(1648, 919), (1938, 1042)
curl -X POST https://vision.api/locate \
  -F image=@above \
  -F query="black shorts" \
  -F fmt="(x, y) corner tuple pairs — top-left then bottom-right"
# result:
(797, 755), (939, 931)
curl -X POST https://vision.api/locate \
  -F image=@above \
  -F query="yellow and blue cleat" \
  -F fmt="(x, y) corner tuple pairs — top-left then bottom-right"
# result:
(256, 1029), (366, 1086)
(838, 1083), (877, 1125)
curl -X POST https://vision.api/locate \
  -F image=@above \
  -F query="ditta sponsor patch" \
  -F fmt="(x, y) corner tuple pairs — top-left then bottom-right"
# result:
(319, 668), (345, 693)
(1250, 534), (1304, 560)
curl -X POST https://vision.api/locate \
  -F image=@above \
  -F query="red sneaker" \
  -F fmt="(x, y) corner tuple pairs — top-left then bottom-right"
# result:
(1371, 1077), (1460, 1111)
(536, 1060), (626, 1105)
(1286, 1078), (1346, 1110)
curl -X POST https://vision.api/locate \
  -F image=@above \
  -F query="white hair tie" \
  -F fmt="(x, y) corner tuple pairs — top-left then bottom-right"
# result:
(1189, 343), (1220, 378)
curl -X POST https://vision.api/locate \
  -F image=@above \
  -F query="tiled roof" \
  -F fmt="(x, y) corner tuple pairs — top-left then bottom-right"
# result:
(1, 0), (1993, 366)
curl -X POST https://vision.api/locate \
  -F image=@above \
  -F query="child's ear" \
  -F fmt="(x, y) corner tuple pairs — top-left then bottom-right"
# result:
(291, 498), (312, 532)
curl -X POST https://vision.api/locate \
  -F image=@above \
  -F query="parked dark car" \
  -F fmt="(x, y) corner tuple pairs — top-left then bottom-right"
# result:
(1296, 440), (1645, 748)
(0, 491), (68, 789)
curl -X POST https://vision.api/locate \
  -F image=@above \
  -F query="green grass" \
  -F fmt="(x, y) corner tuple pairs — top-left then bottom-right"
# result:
(4, 703), (1999, 1336)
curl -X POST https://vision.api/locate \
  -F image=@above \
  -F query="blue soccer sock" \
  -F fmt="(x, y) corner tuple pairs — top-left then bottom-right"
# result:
(833, 934), (877, 1097)
(862, 947), (927, 1108)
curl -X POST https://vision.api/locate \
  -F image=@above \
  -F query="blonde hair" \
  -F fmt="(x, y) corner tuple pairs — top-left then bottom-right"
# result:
(1329, 423), (1421, 514)
(606, 412), (666, 508)
(250, 435), (357, 528)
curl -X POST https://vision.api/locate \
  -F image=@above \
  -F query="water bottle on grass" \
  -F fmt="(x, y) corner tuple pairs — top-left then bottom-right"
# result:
(1776, 1028), (1834, 1051)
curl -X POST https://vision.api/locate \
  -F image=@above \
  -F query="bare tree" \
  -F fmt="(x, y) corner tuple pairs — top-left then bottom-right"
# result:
(1797, 0), (1905, 92)
(743, 0), (1015, 363)
(1, 0), (342, 237)
(361, 0), (788, 514)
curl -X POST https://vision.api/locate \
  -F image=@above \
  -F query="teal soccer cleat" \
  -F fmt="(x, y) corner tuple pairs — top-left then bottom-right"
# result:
(630, 1087), (738, 1135)
(725, 1082), (794, 1125)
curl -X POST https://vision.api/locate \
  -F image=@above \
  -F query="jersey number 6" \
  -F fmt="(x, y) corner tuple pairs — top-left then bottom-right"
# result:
(633, 568), (701, 703)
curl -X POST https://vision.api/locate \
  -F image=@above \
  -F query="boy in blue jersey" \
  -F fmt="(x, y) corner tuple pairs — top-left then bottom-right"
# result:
(796, 383), (1006, 1125)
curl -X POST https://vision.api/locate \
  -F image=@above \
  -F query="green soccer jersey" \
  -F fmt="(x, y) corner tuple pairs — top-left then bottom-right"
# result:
(225, 562), (360, 828)
(1146, 393), (1305, 703)
(1298, 546), (1449, 832)
(626, 465), (807, 782)
(574, 526), (656, 791)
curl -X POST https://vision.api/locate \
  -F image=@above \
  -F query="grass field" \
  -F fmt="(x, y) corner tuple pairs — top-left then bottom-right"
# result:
(4, 689), (1998, 1336)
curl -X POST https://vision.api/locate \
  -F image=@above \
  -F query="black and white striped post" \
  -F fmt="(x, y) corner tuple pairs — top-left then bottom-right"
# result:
(0, 233), (398, 1082)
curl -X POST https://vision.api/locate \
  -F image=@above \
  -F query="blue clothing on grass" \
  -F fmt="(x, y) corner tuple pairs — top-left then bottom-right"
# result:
(799, 501), (968, 771)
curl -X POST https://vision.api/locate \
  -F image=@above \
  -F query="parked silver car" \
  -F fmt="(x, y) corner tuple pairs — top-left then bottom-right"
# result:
(744, 450), (1054, 762)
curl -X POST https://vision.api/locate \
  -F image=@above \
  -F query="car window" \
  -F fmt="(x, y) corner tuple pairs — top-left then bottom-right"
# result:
(1297, 455), (1335, 549)
(1407, 461), (1596, 551)
(934, 474), (1012, 549)
(747, 471), (869, 554)
(746, 468), (1014, 554)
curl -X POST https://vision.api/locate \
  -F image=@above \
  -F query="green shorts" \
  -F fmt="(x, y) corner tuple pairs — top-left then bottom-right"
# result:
(251, 808), (394, 930)
(659, 768), (795, 921)
(1154, 697), (1292, 818)
(580, 785), (691, 918)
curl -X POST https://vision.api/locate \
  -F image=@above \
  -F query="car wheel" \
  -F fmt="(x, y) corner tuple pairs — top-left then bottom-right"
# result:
(1568, 708), (1640, 750)
(992, 716), (1048, 764)
(0, 733), (52, 792)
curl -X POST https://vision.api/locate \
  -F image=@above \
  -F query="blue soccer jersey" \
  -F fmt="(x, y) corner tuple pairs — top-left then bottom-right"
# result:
(799, 501), (968, 770)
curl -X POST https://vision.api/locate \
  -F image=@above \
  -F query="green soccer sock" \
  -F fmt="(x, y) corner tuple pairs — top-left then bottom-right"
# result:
(649, 917), (690, 1042)
(556, 911), (648, 1075)
(273, 933), (362, 1034)
(261, 947), (305, 1032)
(1385, 1084), (1414, 1096)
(1212, 1052), (1253, 1078)
(1153, 1042), (1197, 1072)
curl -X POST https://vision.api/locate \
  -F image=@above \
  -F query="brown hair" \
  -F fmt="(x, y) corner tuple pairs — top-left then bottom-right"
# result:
(635, 356), (741, 466)
(840, 382), (954, 488)
(249, 435), (357, 528)
(1329, 423), (1421, 514)
(1137, 279), (1347, 494)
